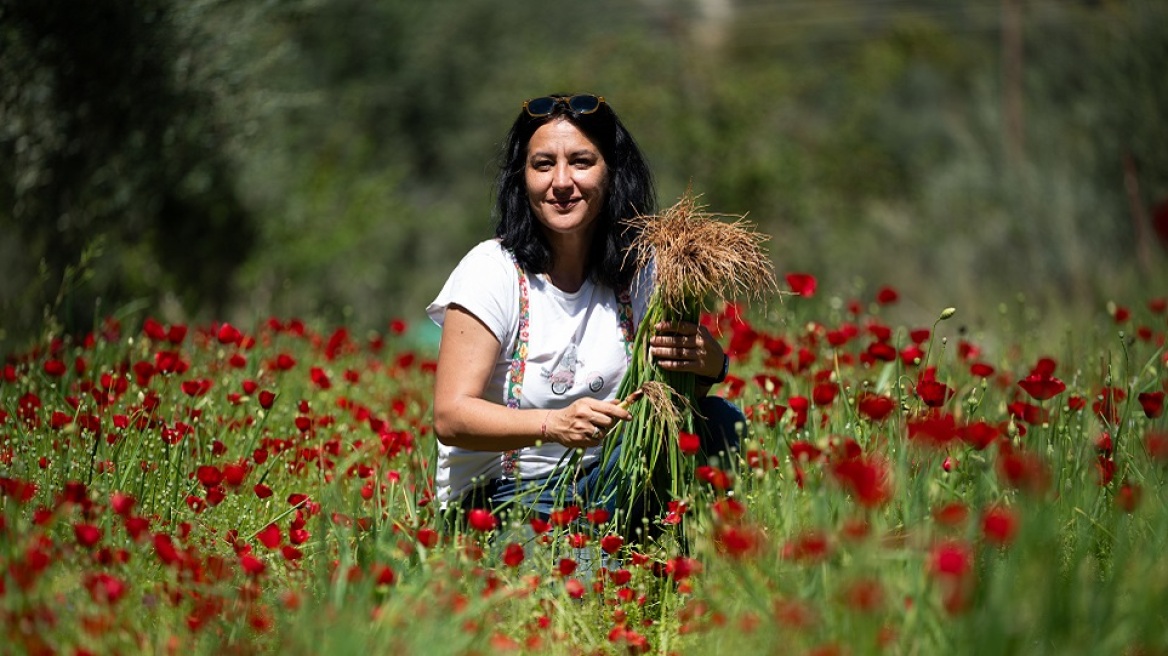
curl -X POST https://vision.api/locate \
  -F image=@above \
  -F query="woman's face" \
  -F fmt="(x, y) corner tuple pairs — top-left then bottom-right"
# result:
(525, 119), (608, 241)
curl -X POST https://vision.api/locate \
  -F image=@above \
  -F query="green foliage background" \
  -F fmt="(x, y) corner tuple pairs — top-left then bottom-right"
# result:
(2, 0), (1167, 352)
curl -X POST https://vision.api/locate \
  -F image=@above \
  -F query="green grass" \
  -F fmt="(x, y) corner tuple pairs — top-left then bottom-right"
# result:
(1, 289), (1166, 655)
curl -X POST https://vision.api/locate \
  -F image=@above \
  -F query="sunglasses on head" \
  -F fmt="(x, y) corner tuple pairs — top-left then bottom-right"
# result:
(522, 94), (605, 117)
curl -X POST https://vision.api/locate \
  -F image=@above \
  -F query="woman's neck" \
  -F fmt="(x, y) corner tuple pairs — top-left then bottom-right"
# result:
(539, 233), (588, 289)
(544, 230), (594, 293)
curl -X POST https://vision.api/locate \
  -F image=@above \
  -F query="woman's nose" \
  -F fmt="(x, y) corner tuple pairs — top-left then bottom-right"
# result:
(551, 163), (573, 191)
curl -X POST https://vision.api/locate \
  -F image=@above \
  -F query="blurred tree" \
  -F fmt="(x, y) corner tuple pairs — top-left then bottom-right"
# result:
(0, 0), (253, 350)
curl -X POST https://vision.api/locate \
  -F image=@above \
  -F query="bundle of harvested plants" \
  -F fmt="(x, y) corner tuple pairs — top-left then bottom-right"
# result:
(598, 190), (775, 539)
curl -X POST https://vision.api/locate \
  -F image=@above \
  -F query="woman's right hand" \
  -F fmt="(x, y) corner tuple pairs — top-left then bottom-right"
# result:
(544, 398), (633, 449)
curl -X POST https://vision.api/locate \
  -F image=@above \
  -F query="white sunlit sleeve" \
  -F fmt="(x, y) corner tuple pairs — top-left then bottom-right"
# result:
(426, 240), (519, 350)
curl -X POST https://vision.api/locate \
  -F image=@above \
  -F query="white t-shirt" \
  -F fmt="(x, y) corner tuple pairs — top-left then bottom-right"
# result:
(427, 240), (652, 506)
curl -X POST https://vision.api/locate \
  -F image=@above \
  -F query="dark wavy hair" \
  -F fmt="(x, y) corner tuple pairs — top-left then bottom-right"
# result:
(494, 94), (656, 291)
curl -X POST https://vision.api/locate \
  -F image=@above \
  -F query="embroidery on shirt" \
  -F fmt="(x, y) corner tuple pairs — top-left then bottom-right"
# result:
(617, 286), (634, 361)
(502, 256), (529, 475)
(540, 342), (581, 396)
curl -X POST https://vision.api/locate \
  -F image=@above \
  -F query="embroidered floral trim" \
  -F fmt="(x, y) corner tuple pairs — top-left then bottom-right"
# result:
(502, 257), (530, 475)
(617, 286), (634, 361)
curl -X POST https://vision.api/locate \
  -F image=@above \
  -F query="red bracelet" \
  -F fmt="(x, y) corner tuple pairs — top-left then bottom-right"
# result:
(540, 411), (552, 440)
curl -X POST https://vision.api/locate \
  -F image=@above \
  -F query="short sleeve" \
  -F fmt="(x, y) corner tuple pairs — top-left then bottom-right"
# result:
(426, 241), (519, 348)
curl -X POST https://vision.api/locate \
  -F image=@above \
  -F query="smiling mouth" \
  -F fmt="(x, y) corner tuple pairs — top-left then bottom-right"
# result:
(549, 198), (581, 210)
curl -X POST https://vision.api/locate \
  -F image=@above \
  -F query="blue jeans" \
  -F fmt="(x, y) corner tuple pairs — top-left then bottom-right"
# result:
(484, 396), (744, 537)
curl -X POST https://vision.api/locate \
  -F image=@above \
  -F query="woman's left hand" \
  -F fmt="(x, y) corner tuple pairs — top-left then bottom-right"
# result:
(649, 321), (725, 380)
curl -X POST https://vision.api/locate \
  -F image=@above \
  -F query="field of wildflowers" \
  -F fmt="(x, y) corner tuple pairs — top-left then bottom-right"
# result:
(2, 278), (1166, 655)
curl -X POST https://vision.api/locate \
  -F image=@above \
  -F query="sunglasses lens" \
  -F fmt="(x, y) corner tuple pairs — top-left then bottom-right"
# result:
(525, 97), (558, 116)
(568, 95), (600, 114)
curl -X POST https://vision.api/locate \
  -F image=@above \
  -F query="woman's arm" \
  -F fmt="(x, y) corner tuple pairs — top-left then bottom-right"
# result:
(432, 305), (632, 452)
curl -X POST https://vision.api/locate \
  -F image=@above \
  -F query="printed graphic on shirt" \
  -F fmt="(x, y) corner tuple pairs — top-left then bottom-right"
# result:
(585, 371), (605, 392)
(541, 343), (581, 396)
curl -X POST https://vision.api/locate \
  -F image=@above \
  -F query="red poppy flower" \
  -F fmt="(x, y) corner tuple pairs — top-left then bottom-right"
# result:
(678, 432), (701, 456)
(84, 572), (127, 606)
(752, 374), (783, 395)
(240, 554), (266, 577)
(1007, 401), (1048, 426)
(831, 456), (891, 507)
(788, 396), (810, 429)
(1110, 304), (1130, 323)
(875, 286), (899, 305)
(502, 543), (525, 568)
(180, 378), (212, 397)
(784, 436), (822, 462)
(663, 500), (689, 525)
(74, 523), (103, 548)
(222, 463), (247, 488)
(781, 530), (830, 562)
(43, 359), (67, 377)
(742, 449), (777, 471)
(696, 465), (733, 490)
(960, 421), (1001, 451)
(996, 446), (1050, 495)
(929, 540), (972, 579)
(933, 502), (969, 527)
(309, 367), (331, 390)
(856, 393), (896, 422)
(907, 412), (959, 447)
(981, 506), (1019, 546)
(143, 317), (167, 341)
(549, 505), (580, 527)
(557, 558), (578, 576)
(1138, 391), (1165, 418)
(601, 534), (624, 555)
(865, 341), (897, 363)
(154, 534), (182, 566)
(746, 403), (787, 427)
(785, 273), (817, 298)
(586, 508), (610, 525)
(217, 323), (243, 345)
(841, 578), (884, 614)
(969, 362), (995, 378)
(714, 523), (763, 559)
(900, 343), (924, 367)
(1093, 387), (1126, 424)
(1096, 456), (1116, 486)
(1116, 481), (1142, 512)
(1017, 358), (1066, 401)
(192, 466), (220, 489)
(1146, 432), (1168, 465)
(665, 556), (700, 582)
(466, 508), (497, 532)
(257, 524), (282, 549)
(915, 374), (954, 408)
(812, 382), (839, 407)
(564, 578), (586, 599)
(166, 324), (187, 344)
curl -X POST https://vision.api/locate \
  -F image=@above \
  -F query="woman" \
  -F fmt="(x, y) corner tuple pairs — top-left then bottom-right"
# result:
(428, 93), (741, 528)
